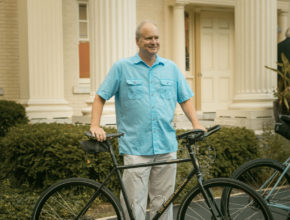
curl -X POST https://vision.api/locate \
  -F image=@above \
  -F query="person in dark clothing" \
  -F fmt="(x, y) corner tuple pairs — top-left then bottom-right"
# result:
(277, 28), (290, 92)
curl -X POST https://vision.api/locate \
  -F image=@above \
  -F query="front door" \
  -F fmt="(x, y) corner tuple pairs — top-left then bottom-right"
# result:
(199, 11), (234, 111)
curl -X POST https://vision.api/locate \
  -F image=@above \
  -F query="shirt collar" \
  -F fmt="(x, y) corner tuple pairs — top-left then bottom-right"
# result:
(132, 53), (165, 66)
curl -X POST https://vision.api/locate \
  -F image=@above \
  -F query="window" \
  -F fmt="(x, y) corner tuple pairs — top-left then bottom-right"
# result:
(78, 2), (90, 78)
(79, 3), (88, 39)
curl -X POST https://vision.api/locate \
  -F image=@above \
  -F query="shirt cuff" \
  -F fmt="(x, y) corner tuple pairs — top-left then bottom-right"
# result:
(178, 93), (194, 104)
(96, 91), (110, 100)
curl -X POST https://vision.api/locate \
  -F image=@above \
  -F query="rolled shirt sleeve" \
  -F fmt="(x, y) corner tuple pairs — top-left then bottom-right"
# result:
(97, 63), (120, 100)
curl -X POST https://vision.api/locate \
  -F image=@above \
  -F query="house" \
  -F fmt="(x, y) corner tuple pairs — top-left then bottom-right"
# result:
(1, 0), (290, 130)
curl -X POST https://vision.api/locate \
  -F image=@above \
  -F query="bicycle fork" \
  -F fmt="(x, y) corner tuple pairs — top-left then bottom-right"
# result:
(197, 173), (224, 220)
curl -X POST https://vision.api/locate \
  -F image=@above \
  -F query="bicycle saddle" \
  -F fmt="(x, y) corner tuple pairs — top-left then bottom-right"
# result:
(80, 132), (124, 154)
(275, 115), (290, 140)
(80, 140), (109, 153)
(280, 114), (290, 123)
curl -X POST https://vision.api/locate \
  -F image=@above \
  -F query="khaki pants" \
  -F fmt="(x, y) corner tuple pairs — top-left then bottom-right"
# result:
(120, 152), (177, 220)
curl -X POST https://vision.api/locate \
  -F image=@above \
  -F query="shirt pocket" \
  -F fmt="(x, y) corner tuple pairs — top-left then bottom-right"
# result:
(160, 79), (175, 99)
(126, 79), (143, 100)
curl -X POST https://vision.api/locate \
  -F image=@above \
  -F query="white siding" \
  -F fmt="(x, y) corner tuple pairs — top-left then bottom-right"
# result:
(63, 0), (90, 116)
(0, 0), (19, 100)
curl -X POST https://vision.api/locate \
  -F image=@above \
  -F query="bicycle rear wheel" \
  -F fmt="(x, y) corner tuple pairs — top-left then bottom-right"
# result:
(177, 178), (273, 220)
(32, 177), (124, 220)
(231, 158), (290, 219)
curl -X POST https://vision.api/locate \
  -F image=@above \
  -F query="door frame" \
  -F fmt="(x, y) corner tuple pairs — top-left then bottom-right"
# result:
(188, 7), (234, 112)
(194, 10), (201, 111)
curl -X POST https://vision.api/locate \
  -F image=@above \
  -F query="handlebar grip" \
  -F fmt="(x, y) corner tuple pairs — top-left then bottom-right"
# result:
(205, 125), (221, 137)
(84, 131), (124, 139)
(85, 131), (94, 138)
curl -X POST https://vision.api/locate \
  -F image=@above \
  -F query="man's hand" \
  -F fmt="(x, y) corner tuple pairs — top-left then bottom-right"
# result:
(193, 122), (207, 132)
(90, 126), (106, 142)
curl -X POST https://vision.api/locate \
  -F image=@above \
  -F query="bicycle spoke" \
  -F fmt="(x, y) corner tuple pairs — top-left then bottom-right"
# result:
(178, 178), (272, 220)
(32, 178), (123, 220)
(232, 158), (290, 219)
(42, 203), (62, 219)
(185, 203), (208, 220)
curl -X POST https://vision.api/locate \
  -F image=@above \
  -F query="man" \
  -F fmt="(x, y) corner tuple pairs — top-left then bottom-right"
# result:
(90, 21), (205, 220)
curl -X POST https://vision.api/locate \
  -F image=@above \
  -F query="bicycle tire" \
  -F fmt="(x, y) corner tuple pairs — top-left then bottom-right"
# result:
(31, 177), (124, 220)
(230, 158), (290, 219)
(177, 177), (273, 220)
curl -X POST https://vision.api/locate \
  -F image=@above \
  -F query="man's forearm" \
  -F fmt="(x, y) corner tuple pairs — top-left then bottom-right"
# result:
(180, 99), (201, 128)
(91, 95), (106, 128)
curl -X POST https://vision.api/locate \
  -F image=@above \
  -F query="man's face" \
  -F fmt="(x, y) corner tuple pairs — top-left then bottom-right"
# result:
(136, 23), (160, 57)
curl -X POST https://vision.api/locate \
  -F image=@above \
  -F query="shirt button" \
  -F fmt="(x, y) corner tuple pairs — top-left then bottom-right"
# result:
(152, 106), (154, 109)
(150, 81), (153, 84)
(151, 94), (154, 96)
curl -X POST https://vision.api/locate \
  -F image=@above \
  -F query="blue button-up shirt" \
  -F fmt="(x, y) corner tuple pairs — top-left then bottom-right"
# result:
(97, 54), (194, 155)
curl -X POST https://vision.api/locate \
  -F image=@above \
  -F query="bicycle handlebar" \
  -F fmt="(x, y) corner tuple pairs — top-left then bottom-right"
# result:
(84, 125), (221, 143)
(177, 125), (221, 141)
(205, 125), (221, 137)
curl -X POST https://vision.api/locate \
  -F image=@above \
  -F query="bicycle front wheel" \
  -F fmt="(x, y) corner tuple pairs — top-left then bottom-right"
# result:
(231, 158), (290, 219)
(32, 177), (124, 220)
(177, 178), (273, 220)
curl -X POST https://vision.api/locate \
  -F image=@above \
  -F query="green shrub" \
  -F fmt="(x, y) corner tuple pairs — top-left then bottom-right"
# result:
(0, 123), (122, 193)
(174, 126), (260, 202)
(197, 126), (260, 178)
(0, 124), (262, 218)
(0, 179), (39, 219)
(259, 126), (290, 162)
(0, 100), (28, 137)
(0, 123), (258, 192)
(0, 124), (260, 191)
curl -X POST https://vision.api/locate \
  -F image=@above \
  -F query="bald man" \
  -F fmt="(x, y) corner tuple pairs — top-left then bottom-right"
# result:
(90, 21), (205, 220)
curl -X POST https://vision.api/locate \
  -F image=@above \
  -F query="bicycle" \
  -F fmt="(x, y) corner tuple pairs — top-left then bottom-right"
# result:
(229, 115), (290, 219)
(32, 125), (273, 219)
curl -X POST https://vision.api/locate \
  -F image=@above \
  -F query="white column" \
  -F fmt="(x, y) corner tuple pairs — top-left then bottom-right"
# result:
(278, 10), (289, 42)
(82, 0), (136, 124)
(172, 3), (187, 119)
(173, 3), (186, 74)
(231, 0), (277, 109)
(18, 0), (72, 122)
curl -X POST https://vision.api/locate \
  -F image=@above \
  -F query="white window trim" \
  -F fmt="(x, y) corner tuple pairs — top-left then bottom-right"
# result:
(78, 0), (89, 42)
(74, 0), (90, 94)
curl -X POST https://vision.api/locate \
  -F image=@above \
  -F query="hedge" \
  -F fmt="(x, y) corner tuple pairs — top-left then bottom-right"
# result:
(174, 127), (260, 200)
(259, 126), (290, 162)
(0, 124), (260, 190)
(0, 100), (28, 137)
(0, 123), (122, 193)
(196, 126), (260, 178)
(0, 123), (261, 219)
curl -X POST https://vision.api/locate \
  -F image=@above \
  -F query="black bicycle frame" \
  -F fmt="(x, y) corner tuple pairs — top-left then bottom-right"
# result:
(78, 140), (223, 220)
